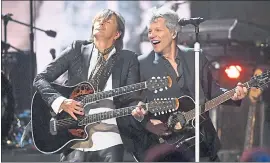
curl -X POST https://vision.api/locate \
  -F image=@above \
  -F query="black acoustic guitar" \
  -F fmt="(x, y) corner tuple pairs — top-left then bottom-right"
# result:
(144, 70), (270, 161)
(31, 76), (172, 154)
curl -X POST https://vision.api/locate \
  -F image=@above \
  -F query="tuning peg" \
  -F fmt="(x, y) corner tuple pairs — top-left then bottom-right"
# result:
(172, 109), (175, 111)
(165, 110), (167, 113)
(161, 111), (164, 114)
(160, 98), (163, 100)
(165, 86), (168, 90)
(156, 76), (160, 79)
(158, 112), (161, 115)
(154, 90), (158, 93)
(163, 76), (165, 79)
(168, 109), (171, 112)
(164, 98), (167, 100)
(159, 88), (163, 92)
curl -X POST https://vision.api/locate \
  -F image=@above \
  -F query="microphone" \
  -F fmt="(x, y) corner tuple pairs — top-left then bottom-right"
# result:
(178, 17), (205, 26)
(1, 13), (13, 21)
(45, 30), (57, 38)
(50, 48), (56, 59)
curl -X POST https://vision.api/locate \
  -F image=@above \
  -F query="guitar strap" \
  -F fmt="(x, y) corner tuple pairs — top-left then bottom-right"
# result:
(88, 48), (118, 92)
(73, 40), (118, 92)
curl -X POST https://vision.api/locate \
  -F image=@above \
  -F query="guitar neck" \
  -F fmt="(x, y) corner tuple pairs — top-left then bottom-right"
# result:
(184, 82), (251, 121)
(78, 105), (141, 126)
(204, 82), (250, 112)
(82, 82), (146, 104)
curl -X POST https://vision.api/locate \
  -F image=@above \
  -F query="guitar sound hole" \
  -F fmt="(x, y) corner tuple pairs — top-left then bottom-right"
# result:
(81, 86), (85, 90)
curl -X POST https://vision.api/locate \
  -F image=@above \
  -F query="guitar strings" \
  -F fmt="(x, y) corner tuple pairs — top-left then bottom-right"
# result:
(54, 106), (137, 128)
(54, 101), (176, 129)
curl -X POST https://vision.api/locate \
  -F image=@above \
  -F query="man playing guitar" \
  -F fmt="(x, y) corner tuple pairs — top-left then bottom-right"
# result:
(132, 7), (248, 162)
(33, 9), (144, 162)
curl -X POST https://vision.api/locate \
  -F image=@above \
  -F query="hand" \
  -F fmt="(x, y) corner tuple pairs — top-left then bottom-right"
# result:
(145, 119), (172, 136)
(131, 101), (147, 122)
(231, 82), (248, 101)
(60, 99), (84, 120)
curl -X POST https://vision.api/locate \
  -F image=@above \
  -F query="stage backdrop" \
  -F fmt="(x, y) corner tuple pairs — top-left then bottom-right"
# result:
(34, 1), (191, 74)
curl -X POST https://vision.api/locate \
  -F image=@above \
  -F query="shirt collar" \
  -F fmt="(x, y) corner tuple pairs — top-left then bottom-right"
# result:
(153, 47), (181, 64)
(93, 45), (116, 59)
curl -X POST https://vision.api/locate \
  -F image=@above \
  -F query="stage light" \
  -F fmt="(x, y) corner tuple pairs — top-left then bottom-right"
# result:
(212, 61), (220, 69)
(225, 65), (242, 79)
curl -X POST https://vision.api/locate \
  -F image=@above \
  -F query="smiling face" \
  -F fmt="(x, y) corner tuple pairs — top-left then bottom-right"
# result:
(92, 14), (121, 41)
(148, 17), (175, 54)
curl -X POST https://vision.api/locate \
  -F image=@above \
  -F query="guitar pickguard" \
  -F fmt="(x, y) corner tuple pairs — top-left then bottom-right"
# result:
(68, 129), (86, 138)
(70, 83), (94, 99)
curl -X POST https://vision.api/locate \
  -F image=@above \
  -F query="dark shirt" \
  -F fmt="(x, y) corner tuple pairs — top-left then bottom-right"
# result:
(137, 47), (242, 161)
(137, 47), (241, 160)
(143, 52), (192, 122)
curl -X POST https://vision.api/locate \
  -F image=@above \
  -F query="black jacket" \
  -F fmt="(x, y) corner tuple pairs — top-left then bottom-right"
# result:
(134, 47), (241, 160)
(33, 40), (141, 152)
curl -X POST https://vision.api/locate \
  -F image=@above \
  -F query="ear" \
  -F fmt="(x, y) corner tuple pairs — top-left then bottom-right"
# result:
(114, 31), (121, 40)
(172, 31), (177, 39)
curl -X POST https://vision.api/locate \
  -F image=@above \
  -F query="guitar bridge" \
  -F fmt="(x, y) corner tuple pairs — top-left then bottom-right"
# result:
(49, 117), (57, 135)
(159, 138), (165, 143)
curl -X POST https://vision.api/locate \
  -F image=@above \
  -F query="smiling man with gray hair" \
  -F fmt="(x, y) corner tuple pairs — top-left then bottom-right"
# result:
(132, 6), (247, 162)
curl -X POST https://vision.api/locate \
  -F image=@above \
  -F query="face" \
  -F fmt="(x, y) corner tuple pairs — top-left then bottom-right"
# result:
(148, 17), (174, 54)
(92, 14), (120, 41)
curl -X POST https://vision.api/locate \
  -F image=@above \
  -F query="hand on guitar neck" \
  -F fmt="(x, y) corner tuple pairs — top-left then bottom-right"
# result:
(231, 82), (248, 101)
(60, 99), (84, 120)
(132, 102), (175, 136)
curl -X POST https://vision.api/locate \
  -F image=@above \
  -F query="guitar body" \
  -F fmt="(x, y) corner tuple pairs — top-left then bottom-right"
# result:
(160, 96), (204, 145)
(144, 96), (204, 161)
(30, 76), (173, 154)
(142, 70), (270, 161)
(31, 82), (95, 154)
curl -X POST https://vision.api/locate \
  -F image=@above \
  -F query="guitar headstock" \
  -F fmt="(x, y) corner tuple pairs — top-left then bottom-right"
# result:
(248, 70), (270, 90)
(147, 98), (179, 116)
(248, 68), (263, 104)
(145, 76), (172, 93)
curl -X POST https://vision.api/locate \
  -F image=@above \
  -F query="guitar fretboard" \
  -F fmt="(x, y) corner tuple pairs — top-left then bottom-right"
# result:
(78, 105), (139, 126)
(184, 82), (250, 121)
(81, 82), (146, 104)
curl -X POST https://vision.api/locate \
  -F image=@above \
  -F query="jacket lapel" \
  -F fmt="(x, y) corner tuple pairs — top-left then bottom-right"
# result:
(112, 53), (122, 89)
(179, 48), (206, 103)
(81, 43), (94, 81)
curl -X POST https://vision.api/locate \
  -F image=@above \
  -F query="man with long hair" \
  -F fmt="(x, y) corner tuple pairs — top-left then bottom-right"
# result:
(33, 9), (141, 162)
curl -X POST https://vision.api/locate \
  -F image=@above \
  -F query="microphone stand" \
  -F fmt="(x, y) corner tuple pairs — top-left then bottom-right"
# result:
(2, 7), (57, 95)
(1, 14), (57, 38)
(2, 13), (12, 76)
(2, 41), (26, 55)
(193, 22), (203, 162)
(29, 0), (34, 96)
(178, 17), (204, 162)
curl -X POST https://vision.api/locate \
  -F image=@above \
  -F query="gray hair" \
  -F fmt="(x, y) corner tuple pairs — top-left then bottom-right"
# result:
(148, 7), (181, 33)
(90, 9), (125, 51)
